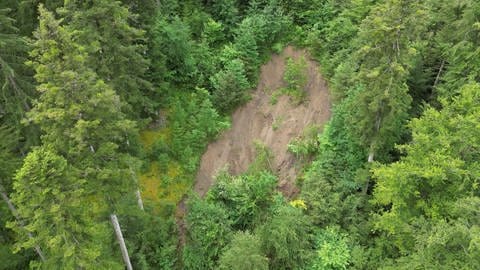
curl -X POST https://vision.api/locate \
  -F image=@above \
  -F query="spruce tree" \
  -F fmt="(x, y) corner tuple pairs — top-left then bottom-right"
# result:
(27, 5), (140, 207)
(0, 8), (35, 130)
(351, 0), (427, 156)
(11, 147), (120, 269)
(347, 0), (428, 193)
(11, 6), (140, 268)
(59, 0), (154, 116)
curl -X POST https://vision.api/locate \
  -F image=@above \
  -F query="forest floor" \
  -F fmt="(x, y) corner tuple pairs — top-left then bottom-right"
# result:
(176, 45), (331, 246)
(195, 45), (331, 197)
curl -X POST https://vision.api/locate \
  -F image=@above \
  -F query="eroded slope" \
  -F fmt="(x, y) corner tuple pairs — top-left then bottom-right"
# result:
(195, 46), (331, 197)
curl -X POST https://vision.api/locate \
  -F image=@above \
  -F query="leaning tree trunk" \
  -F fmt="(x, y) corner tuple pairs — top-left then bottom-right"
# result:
(0, 184), (46, 262)
(109, 164), (142, 269)
(433, 59), (445, 89)
(135, 189), (144, 211)
(363, 109), (383, 195)
(362, 151), (375, 195)
(110, 213), (133, 270)
(130, 168), (144, 211)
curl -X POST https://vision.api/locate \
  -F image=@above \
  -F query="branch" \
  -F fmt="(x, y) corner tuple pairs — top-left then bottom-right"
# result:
(0, 184), (46, 262)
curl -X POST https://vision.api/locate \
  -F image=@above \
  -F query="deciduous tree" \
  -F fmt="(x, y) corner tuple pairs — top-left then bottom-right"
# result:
(218, 231), (268, 270)
(372, 83), (480, 267)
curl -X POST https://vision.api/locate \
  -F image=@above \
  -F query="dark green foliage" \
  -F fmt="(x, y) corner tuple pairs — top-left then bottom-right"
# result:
(150, 16), (196, 86)
(183, 198), (233, 270)
(12, 147), (121, 269)
(0, 8), (38, 149)
(434, 0), (480, 100)
(120, 0), (158, 29)
(301, 97), (366, 227)
(9, 6), (142, 268)
(382, 216), (480, 270)
(0, 8), (33, 126)
(210, 58), (250, 113)
(27, 6), (140, 209)
(218, 231), (268, 270)
(2, 0), (480, 268)
(233, 20), (260, 81)
(201, 18), (226, 47)
(304, 0), (374, 80)
(0, 203), (33, 270)
(205, 0), (239, 36)
(298, 0), (480, 268)
(60, 0), (154, 116)
(230, 2), (291, 82)
(8, 0), (64, 36)
(168, 88), (229, 173)
(257, 204), (314, 270)
(0, 126), (20, 183)
(183, 149), (277, 268)
(121, 211), (178, 269)
(208, 171), (277, 230)
(0, 125), (32, 268)
(278, 0), (349, 26)
(348, 0), (427, 155)
(0, 14), (33, 257)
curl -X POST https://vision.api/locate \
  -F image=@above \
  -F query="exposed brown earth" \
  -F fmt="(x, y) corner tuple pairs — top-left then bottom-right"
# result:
(194, 46), (331, 198)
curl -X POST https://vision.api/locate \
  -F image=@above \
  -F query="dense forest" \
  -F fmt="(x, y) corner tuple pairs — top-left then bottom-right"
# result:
(0, 0), (479, 269)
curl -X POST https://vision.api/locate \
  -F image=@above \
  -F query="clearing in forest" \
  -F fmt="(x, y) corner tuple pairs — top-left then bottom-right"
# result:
(194, 46), (331, 197)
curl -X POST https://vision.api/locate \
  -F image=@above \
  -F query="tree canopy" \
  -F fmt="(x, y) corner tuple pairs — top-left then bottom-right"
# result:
(0, 0), (479, 269)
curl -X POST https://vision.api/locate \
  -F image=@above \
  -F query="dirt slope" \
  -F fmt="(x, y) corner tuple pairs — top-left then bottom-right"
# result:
(194, 46), (331, 197)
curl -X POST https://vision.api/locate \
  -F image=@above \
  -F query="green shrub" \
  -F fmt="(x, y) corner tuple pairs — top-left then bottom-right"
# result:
(210, 59), (251, 113)
(271, 56), (308, 105)
(287, 124), (321, 159)
(257, 205), (314, 270)
(208, 170), (277, 230)
(218, 232), (268, 270)
(169, 88), (229, 172)
(309, 227), (351, 270)
(183, 198), (233, 270)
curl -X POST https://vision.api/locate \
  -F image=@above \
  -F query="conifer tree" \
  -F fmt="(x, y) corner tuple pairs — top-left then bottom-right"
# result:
(348, 0), (428, 192)
(433, 0), (480, 99)
(0, 8), (34, 129)
(59, 0), (154, 116)
(27, 6), (140, 207)
(11, 6), (140, 268)
(11, 147), (120, 268)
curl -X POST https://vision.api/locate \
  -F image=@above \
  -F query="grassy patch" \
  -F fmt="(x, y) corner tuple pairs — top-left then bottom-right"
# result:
(272, 116), (284, 131)
(138, 90), (229, 214)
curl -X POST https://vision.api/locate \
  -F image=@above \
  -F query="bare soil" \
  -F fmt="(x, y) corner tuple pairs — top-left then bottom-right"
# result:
(194, 46), (331, 198)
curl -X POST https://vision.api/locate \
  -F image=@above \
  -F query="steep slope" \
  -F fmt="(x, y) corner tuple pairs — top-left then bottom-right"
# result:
(195, 46), (331, 197)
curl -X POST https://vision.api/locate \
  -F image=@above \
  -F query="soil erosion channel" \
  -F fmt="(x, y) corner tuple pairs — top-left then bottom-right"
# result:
(195, 46), (331, 197)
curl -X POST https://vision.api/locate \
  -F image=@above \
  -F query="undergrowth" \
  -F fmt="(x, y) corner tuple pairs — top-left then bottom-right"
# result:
(139, 88), (229, 215)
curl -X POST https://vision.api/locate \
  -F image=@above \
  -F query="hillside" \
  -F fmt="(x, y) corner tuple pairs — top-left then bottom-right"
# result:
(195, 46), (331, 197)
(1, 1), (479, 269)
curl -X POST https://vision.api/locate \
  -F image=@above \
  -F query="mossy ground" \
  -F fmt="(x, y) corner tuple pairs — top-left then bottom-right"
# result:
(139, 129), (190, 215)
